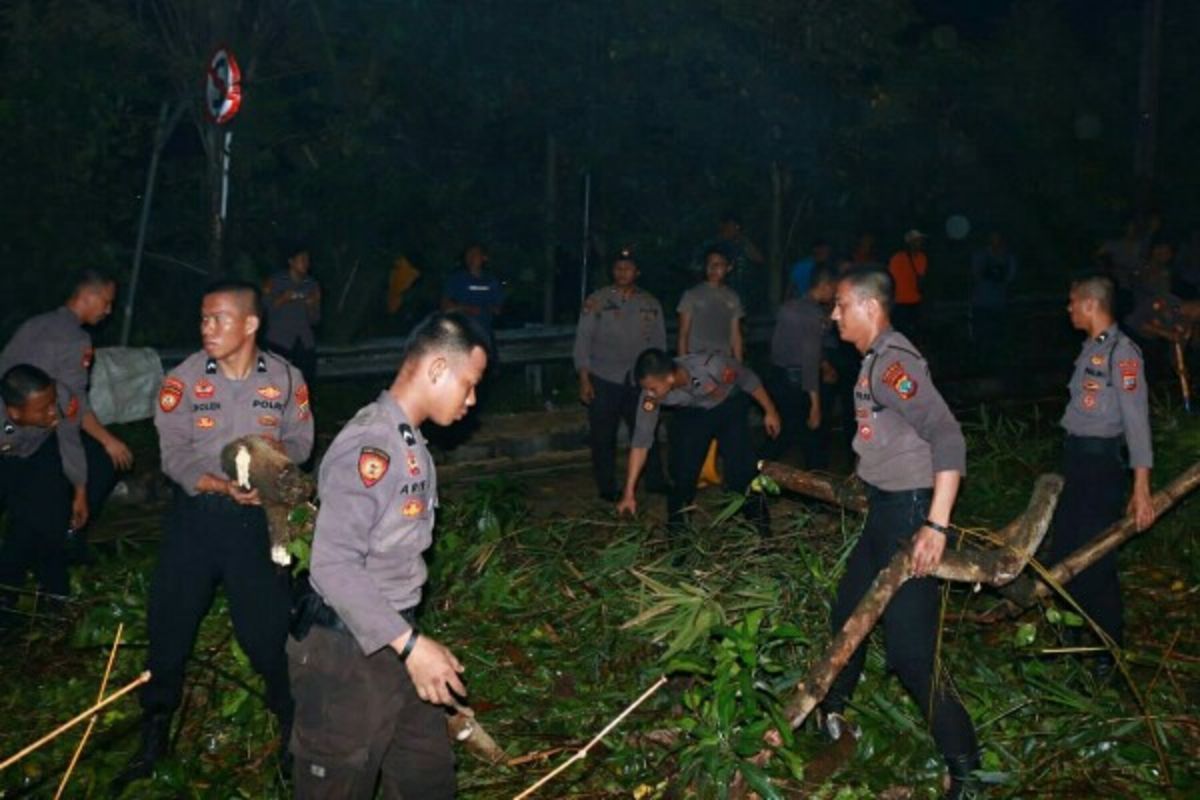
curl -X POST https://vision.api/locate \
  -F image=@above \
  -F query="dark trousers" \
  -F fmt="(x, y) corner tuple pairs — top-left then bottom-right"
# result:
(82, 431), (118, 524)
(141, 493), (293, 723)
(667, 393), (768, 534)
(289, 626), (455, 799)
(0, 435), (72, 617)
(1048, 436), (1127, 646)
(824, 486), (977, 761)
(588, 375), (665, 496)
(761, 367), (826, 469)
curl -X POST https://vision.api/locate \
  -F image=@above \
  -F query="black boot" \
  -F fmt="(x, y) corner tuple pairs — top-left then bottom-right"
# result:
(944, 752), (982, 799)
(113, 712), (171, 791)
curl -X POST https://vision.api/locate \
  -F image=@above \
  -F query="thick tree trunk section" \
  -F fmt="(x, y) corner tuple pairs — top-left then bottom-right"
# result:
(998, 460), (1200, 612)
(758, 461), (867, 512)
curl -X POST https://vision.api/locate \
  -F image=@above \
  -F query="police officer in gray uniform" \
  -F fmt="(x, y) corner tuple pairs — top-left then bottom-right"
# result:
(574, 247), (668, 499)
(0, 269), (132, 545)
(762, 265), (836, 468)
(1052, 275), (1155, 672)
(618, 349), (781, 536)
(289, 312), (489, 799)
(822, 267), (979, 800)
(0, 365), (87, 628)
(118, 281), (313, 787)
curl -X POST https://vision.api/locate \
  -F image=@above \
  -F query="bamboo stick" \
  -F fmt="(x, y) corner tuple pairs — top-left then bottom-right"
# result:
(53, 624), (124, 798)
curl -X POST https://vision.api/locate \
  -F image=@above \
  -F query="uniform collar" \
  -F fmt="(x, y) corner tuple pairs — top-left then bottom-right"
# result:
(204, 352), (269, 376)
(864, 326), (895, 356)
(1094, 323), (1118, 344)
(377, 391), (425, 447)
(2, 418), (14, 435)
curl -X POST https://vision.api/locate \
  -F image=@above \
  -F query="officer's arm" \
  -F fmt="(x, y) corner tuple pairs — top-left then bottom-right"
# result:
(878, 353), (967, 480)
(621, 395), (660, 505)
(799, 311), (823, 395)
(307, 282), (322, 324)
(731, 318), (744, 362)
(309, 433), (412, 654)
(572, 302), (597, 375)
(651, 300), (667, 350)
(280, 367), (315, 464)
(55, 389), (88, 491)
(154, 375), (217, 495)
(1114, 344), (1155, 529)
(55, 338), (92, 418)
(677, 312), (692, 355)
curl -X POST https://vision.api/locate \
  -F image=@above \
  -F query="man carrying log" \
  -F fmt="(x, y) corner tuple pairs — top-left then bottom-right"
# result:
(1052, 275), (1155, 676)
(288, 312), (488, 798)
(823, 267), (979, 799)
(117, 281), (313, 787)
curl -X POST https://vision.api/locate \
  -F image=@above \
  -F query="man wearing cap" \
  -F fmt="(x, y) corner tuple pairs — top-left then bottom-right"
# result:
(0, 365), (87, 631)
(617, 348), (781, 538)
(574, 248), (669, 500)
(1051, 275), (1155, 676)
(117, 280), (313, 787)
(820, 266), (979, 799)
(0, 268), (131, 550)
(264, 243), (322, 388)
(888, 230), (928, 339)
(288, 312), (488, 798)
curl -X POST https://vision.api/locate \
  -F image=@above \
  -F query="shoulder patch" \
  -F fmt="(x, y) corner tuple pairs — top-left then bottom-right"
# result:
(296, 384), (311, 416)
(159, 377), (185, 413)
(358, 446), (390, 488)
(642, 398), (658, 413)
(65, 396), (79, 420)
(881, 361), (918, 400)
(1118, 359), (1139, 391)
(721, 366), (737, 385)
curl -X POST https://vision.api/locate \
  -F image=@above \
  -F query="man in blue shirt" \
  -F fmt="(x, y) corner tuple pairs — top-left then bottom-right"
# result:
(788, 240), (833, 299)
(442, 243), (504, 337)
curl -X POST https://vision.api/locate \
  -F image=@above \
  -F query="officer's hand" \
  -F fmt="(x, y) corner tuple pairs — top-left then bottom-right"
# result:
(403, 635), (467, 707)
(227, 481), (262, 506)
(70, 488), (89, 530)
(763, 410), (782, 439)
(579, 376), (595, 405)
(1128, 489), (1156, 531)
(104, 436), (135, 470)
(911, 526), (946, 577)
(807, 407), (821, 431)
(616, 492), (637, 516)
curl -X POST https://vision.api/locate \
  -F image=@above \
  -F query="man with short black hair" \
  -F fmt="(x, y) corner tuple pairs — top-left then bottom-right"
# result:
(1051, 275), (1154, 676)
(821, 266), (979, 800)
(264, 243), (322, 387)
(289, 311), (489, 798)
(678, 247), (745, 360)
(0, 364), (87, 629)
(117, 280), (313, 788)
(618, 348), (780, 537)
(442, 243), (504, 338)
(0, 269), (130, 549)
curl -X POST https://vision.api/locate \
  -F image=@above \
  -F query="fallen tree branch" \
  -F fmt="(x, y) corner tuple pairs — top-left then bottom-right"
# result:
(758, 462), (868, 512)
(54, 624), (124, 798)
(0, 671), (150, 772)
(729, 474), (1062, 799)
(995, 460), (1200, 615)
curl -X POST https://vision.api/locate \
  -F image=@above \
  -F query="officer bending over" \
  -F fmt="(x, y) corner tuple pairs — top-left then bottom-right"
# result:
(618, 349), (780, 537)
(0, 365), (87, 629)
(289, 312), (488, 799)
(821, 267), (979, 799)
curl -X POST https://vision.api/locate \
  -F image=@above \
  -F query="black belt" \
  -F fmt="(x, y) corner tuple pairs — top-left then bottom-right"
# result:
(291, 579), (416, 641)
(865, 484), (933, 503)
(1064, 434), (1122, 458)
(313, 598), (415, 635)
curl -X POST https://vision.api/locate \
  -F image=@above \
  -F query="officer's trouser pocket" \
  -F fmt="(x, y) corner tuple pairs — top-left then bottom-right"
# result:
(288, 629), (375, 778)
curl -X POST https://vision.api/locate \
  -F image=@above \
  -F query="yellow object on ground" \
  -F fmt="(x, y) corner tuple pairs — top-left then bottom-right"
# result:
(698, 439), (722, 487)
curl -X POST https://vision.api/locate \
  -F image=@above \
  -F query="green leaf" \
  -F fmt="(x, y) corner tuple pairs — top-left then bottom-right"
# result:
(737, 761), (783, 800)
(1013, 622), (1037, 648)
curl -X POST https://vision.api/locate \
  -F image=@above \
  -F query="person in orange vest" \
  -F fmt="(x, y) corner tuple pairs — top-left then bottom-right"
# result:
(887, 229), (928, 339)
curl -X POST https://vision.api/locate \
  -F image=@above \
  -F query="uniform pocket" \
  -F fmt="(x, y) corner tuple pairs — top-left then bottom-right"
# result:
(288, 629), (373, 768)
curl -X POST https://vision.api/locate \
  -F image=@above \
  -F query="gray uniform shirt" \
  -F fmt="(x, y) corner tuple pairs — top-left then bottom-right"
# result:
(0, 307), (94, 416)
(631, 353), (762, 449)
(0, 383), (87, 488)
(573, 286), (666, 385)
(1059, 325), (1152, 468)
(155, 351), (313, 494)
(264, 271), (321, 349)
(770, 296), (826, 392)
(677, 283), (744, 356)
(309, 394), (437, 655)
(852, 329), (966, 491)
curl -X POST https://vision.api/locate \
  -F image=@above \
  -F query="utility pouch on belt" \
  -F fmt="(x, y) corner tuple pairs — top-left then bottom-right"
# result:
(290, 573), (323, 641)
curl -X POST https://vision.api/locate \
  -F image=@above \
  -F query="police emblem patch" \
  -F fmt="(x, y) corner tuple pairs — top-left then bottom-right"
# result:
(194, 379), (215, 399)
(881, 361), (917, 400)
(642, 399), (657, 413)
(721, 367), (737, 385)
(296, 384), (310, 413)
(1090, 354), (1105, 366)
(1118, 359), (1139, 391)
(1082, 392), (1097, 409)
(358, 447), (390, 488)
(196, 416), (216, 429)
(65, 396), (79, 420)
(402, 498), (425, 517)
(159, 378), (185, 413)
(257, 385), (282, 401)
(406, 451), (421, 477)
(858, 424), (873, 441)
(258, 415), (279, 428)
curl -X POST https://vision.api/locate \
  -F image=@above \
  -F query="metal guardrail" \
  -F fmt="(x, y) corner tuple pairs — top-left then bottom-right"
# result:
(157, 295), (1063, 379)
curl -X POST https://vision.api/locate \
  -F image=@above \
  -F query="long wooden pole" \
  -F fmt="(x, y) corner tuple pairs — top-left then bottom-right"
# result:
(54, 625), (124, 798)
(0, 672), (150, 773)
